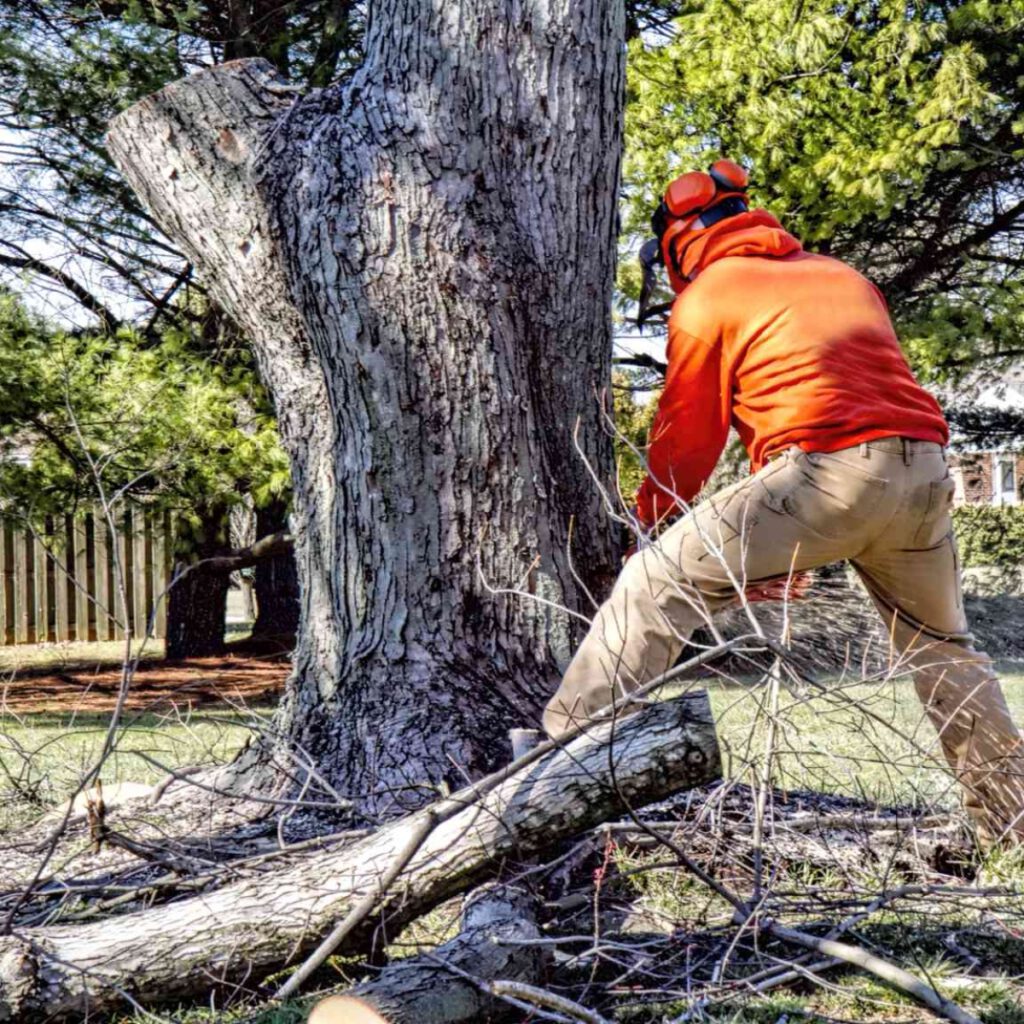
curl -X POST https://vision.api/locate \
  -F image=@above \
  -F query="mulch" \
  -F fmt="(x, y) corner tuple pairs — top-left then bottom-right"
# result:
(0, 653), (290, 715)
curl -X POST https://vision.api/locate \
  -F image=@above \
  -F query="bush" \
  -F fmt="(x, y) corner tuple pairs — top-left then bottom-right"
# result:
(952, 505), (1024, 568)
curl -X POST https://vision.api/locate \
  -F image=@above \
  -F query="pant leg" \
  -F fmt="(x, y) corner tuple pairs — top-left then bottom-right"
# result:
(543, 449), (879, 738)
(852, 451), (1024, 845)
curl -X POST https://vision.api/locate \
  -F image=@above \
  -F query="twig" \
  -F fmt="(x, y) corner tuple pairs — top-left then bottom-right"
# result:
(606, 666), (985, 1024)
(490, 979), (615, 1024)
(768, 922), (982, 1024)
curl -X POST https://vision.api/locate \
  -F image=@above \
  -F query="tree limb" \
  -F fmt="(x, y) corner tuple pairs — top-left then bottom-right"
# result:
(191, 530), (294, 574)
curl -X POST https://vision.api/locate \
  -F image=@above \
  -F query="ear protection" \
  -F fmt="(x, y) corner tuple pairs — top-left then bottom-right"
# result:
(637, 159), (751, 323)
(651, 159), (750, 289)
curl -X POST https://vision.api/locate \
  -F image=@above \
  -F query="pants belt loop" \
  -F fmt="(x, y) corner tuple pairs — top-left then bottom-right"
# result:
(859, 442), (869, 459)
(902, 438), (912, 466)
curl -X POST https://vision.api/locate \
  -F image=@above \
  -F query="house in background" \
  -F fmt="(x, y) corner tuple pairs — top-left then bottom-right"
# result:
(951, 450), (1024, 506)
(947, 377), (1024, 507)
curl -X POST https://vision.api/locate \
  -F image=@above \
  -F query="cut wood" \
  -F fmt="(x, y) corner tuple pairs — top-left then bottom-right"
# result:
(308, 884), (543, 1024)
(0, 693), (719, 1021)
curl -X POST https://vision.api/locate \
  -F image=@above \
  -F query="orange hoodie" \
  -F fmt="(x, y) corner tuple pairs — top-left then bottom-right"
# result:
(634, 210), (949, 529)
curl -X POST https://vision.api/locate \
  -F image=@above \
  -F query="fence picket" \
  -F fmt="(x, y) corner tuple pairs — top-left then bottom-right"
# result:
(74, 517), (91, 642)
(18, 531), (32, 644)
(0, 523), (13, 645)
(0, 507), (171, 646)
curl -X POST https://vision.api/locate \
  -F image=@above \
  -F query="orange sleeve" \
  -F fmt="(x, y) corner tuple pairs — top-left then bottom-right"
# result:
(634, 323), (729, 530)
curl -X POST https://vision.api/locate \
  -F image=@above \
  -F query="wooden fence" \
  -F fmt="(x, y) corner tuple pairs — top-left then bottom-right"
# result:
(0, 508), (171, 645)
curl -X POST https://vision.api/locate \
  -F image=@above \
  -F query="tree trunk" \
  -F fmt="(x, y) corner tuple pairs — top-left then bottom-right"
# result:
(251, 498), (299, 644)
(0, 694), (719, 1022)
(165, 505), (232, 660)
(107, 1), (624, 813)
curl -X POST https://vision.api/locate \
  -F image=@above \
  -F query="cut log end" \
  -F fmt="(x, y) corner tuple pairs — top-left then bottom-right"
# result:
(309, 995), (390, 1024)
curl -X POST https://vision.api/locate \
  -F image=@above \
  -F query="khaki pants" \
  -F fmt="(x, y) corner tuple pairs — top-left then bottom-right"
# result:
(544, 438), (1024, 845)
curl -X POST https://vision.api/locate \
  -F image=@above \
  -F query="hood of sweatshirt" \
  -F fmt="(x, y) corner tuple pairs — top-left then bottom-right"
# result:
(671, 209), (803, 287)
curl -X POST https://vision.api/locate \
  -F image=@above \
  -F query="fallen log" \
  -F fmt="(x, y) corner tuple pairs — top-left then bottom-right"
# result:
(0, 692), (719, 1021)
(306, 729), (550, 1024)
(308, 884), (543, 1024)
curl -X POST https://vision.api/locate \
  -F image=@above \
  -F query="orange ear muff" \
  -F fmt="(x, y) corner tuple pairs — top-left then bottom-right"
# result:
(708, 159), (748, 192)
(663, 172), (717, 218)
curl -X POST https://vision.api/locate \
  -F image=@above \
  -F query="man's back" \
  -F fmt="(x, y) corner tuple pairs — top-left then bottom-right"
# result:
(677, 249), (947, 469)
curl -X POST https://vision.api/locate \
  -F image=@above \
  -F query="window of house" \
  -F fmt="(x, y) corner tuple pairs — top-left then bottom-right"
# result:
(950, 466), (965, 504)
(993, 455), (1018, 506)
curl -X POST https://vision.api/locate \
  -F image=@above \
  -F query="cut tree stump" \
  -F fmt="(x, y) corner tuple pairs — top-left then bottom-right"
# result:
(0, 692), (719, 1022)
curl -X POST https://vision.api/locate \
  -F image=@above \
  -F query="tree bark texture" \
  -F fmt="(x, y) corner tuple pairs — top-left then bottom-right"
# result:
(165, 505), (232, 659)
(252, 499), (299, 643)
(0, 694), (719, 1022)
(107, 2), (624, 810)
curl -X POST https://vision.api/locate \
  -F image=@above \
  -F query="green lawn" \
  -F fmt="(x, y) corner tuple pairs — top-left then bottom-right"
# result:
(1, 658), (1021, 830)
(0, 621), (254, 674)
(633, 662), (1024, 814)
(0, 705), (264, 830)
(0, 637), (165, 674)
(705, 663), (1024, 810)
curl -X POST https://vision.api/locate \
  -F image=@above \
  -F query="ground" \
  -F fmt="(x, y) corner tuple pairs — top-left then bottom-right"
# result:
(3, 640), (1024, 1022)
(0, 638), (285, 829)
(0, 648), (287, 714)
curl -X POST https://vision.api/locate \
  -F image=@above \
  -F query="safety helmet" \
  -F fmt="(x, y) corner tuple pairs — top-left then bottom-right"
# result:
(638, 159), (750, 323)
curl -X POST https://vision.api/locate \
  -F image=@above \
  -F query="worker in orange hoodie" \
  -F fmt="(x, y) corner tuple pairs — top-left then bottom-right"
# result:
(543, 160), (1024, 847)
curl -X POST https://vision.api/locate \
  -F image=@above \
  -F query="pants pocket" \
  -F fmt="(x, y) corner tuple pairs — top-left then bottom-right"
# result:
(685, 499), (759, 562)
(911, 475), (956, 547)
(773, 451), (887, 540)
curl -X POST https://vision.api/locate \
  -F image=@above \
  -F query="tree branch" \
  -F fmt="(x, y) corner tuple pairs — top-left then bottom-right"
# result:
(0, 250), (120, 329)
(187, 530), (294, 575)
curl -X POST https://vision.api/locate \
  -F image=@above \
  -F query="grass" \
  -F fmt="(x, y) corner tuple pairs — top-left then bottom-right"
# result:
(7, 637), (1020, 819)
(0, 638), (165, 674)
(0, 622), (254, 675)
(703, 662), (1024, 810)
(0, 705), (267, 830)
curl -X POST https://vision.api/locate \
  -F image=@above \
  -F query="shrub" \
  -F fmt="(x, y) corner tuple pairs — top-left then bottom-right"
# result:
(952, 505), (1024, 568)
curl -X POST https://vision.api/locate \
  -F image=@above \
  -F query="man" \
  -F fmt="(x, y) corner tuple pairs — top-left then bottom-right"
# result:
(543, 160), (1024, 846)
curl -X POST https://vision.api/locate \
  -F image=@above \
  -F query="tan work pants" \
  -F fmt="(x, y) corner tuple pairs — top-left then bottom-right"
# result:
(544, 438), (1024, 845)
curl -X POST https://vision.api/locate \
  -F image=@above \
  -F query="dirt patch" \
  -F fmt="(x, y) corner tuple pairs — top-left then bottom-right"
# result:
(0, 654), (289, 715)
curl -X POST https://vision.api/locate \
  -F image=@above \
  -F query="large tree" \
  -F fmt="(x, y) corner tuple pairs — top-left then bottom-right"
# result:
(107, 3), (624, 813)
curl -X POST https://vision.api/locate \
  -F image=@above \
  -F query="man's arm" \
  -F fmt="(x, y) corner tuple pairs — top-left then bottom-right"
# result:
(634, 327), (729, 529)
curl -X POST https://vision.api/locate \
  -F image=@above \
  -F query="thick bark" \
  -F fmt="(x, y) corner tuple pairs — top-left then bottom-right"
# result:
(252, 499), (299, 643)
(165, 505), (232, 660)
(0, 694), (719, 1022)
(107, 1), (624, 811)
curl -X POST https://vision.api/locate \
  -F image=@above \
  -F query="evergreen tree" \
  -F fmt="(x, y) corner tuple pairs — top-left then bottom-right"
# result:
(623, 0), (1024, 379)
(0, 292), (290, 655)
